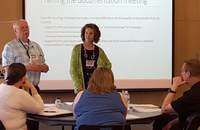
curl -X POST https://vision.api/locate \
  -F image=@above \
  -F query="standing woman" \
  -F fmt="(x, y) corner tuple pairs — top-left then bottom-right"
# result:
(0, 63), (44, 130)
(70, 23), (112, 94)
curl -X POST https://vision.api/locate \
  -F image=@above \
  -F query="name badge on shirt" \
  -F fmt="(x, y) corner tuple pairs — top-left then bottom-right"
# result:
(86, 60), (94, 67)
(29, 53), (39, 64)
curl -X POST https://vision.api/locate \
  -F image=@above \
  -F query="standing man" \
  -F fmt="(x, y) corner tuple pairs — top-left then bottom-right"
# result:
(153, 59), (200, 130)
(2, 19), (49, 130)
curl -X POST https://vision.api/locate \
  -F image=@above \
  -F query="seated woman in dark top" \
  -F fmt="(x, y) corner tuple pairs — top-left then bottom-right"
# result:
(73, 67), (127, 130)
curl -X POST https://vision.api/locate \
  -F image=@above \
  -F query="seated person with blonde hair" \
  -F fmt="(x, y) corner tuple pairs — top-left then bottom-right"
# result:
(153, 59), (200, 130)
(73, 67), (127, 130)
(0, 63), (44, 130)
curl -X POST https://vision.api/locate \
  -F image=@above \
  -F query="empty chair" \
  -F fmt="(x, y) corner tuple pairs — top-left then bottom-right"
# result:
(79, 124), (131, 130)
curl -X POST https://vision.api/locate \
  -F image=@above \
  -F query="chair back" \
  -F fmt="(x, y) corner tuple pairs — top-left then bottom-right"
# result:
(79, 124), (131, 130)
(0, 120), (6, 130)
(185, 112), (200, 130)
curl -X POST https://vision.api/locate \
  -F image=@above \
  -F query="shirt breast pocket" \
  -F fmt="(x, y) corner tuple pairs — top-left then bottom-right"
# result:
(15, 55), (29, 64)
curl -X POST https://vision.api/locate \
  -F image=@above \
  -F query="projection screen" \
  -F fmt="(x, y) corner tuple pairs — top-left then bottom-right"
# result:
(24, 0), (173, 90)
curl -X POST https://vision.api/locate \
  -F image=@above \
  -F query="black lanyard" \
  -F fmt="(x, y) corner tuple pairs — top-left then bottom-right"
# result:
(19, 39), (30, 58)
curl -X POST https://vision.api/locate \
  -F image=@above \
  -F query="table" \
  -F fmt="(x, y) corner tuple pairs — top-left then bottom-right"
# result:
(27, 103), (162, 129)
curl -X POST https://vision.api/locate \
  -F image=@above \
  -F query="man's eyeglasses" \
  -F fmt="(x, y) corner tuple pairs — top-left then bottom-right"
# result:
(180, 69), (187, 73)
(14, 26), (30, 30)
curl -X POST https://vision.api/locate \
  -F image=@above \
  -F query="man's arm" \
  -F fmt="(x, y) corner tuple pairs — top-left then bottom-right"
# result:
(26, 63), (49, 73)
(161, 76), (186, 113)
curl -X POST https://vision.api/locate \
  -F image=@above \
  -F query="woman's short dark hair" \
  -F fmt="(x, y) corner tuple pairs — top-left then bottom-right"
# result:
(81, 23), (101, 43)
(5, 63), (26, 85)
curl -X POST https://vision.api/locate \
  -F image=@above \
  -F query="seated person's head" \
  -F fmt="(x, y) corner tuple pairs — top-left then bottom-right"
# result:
(88, 67), (116, 94)
(183, 59), (200, 77)
(5, 63), (26, 85)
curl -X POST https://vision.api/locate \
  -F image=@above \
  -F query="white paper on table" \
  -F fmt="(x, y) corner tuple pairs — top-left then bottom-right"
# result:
(129, 104), (161, 113)
(63, 102), (73, 105)
(39, 104), (73, 116)
(126, 114), (140, 120)
(44, 103), (55, 108)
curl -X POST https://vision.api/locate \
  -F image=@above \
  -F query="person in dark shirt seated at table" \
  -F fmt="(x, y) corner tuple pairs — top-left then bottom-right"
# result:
(153, 58), (200, 130)
(73, 67), (127, 130)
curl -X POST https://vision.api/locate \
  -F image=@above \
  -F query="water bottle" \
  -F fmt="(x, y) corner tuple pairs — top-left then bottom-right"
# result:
(122, 90), (130, 108)
(55, 97), (62, 109)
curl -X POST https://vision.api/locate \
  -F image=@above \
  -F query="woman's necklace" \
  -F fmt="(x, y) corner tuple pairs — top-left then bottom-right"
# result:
(84, 44), (95, 69)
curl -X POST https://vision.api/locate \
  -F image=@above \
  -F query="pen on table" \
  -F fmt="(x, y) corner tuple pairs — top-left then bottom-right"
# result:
(44, 110), (56, 113)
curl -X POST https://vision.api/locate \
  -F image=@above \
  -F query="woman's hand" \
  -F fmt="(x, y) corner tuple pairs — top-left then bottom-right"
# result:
(21, 78), (34, 89)
(21, 77), (39, 96)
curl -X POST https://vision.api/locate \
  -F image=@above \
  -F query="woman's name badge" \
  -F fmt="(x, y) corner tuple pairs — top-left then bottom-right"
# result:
(86, 60), (94, 67)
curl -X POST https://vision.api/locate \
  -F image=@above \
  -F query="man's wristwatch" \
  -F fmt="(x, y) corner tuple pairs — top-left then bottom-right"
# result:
(168, 89), (176, 94)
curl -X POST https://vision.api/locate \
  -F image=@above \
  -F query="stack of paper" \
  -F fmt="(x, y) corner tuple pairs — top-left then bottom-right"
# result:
(63, 102), (73, 106)
(126, 114), (140, 120)
(38, 104), (73, 116)
(129, 104), (161, 113)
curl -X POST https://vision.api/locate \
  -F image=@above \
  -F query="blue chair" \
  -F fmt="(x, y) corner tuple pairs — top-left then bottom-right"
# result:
(79, 124), (131, 130)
